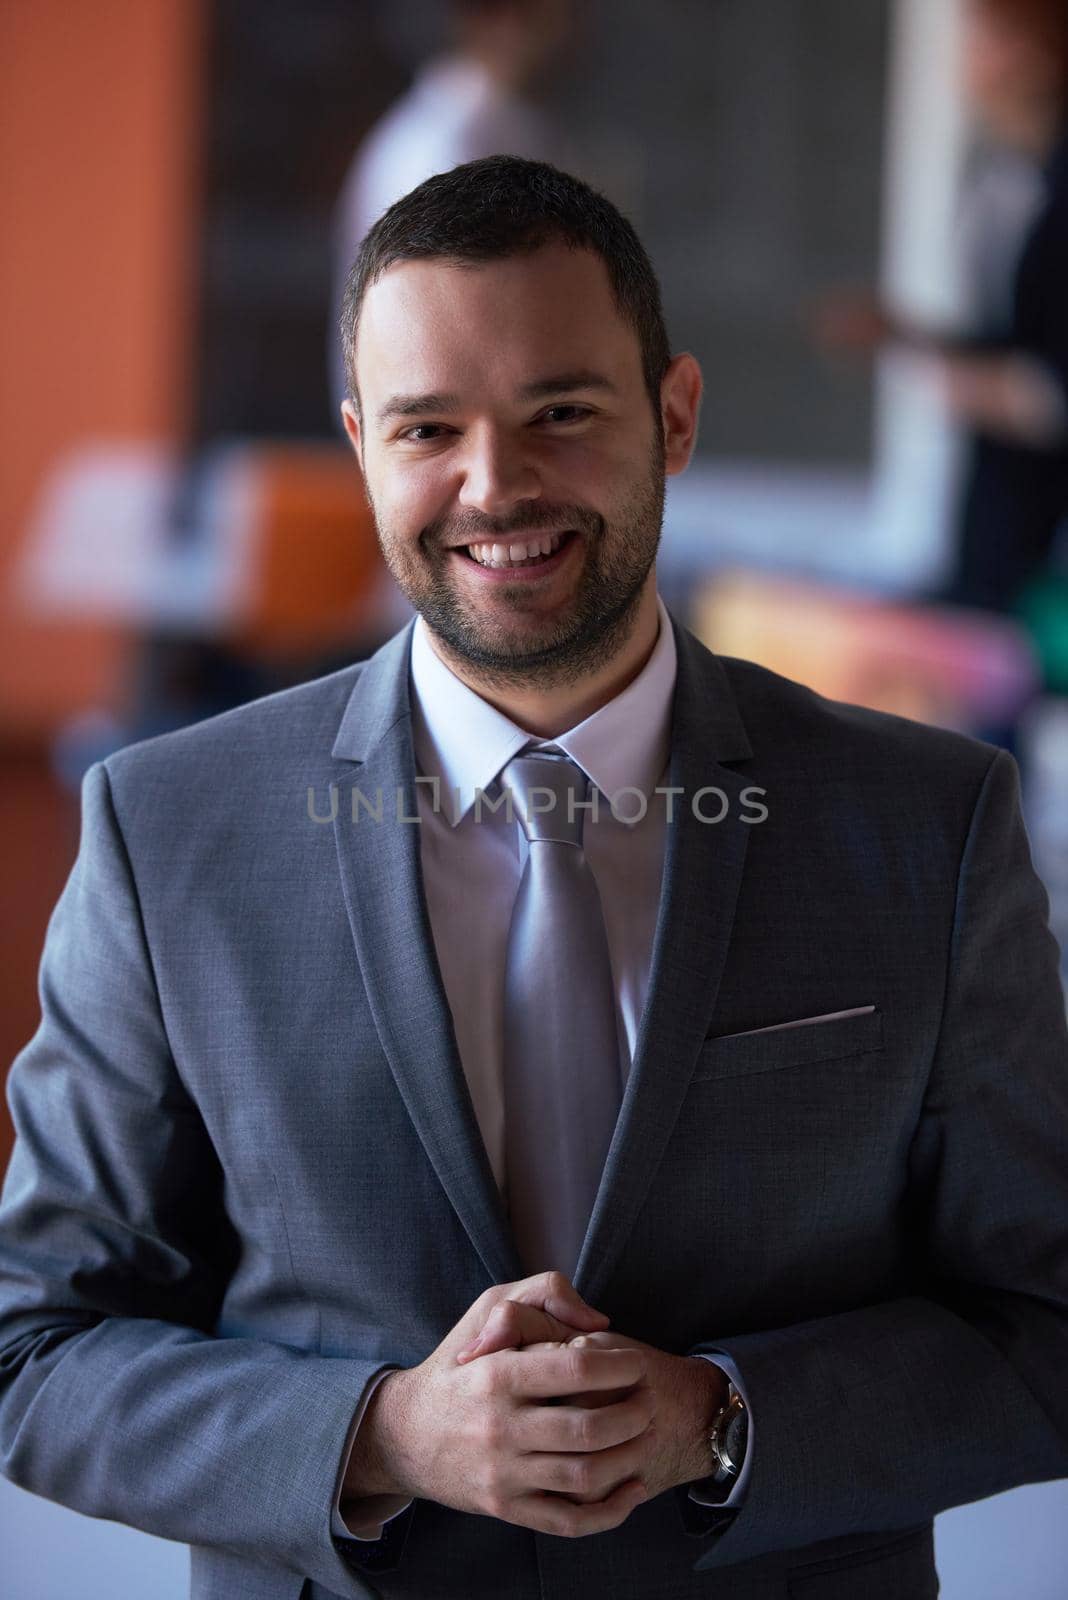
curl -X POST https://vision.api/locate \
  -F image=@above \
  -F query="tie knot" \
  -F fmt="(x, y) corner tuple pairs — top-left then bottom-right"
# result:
(499, 745), (592, 846)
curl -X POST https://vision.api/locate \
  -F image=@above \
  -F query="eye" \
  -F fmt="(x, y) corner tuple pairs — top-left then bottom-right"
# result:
(540, 405), (591, 424)
(397, 423), (450, 443)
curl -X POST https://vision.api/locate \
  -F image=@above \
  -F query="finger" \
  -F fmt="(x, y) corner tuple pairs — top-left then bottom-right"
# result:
(455, 1301), (510, 1362)
(553, 1383), (635, 1410)
(509, 1476), (648, 1538)
(508, 1271), (611, 1333)
(565, 1331), (633, 1398)
(502, 1343), (647, 1400)
(456, 1303), (570, 1362)
(457, 1300), (596, 1362)
(517, 1386), (656, 1454)
(451, 1274), (609, 1364)
(527, 1417), (657, 1503)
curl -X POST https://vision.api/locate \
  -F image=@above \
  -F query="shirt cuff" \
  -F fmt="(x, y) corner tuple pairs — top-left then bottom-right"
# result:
(331, 1366), (415, 1541)
(686, 1353), (752, 1509)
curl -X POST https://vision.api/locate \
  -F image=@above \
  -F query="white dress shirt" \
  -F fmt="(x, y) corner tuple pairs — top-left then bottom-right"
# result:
(333, 592), (752, 1540)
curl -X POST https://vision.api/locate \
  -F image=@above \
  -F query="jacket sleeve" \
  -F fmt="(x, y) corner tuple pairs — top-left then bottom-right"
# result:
(684, 747), (1068, 1570)
(0, 760), (401, 1598)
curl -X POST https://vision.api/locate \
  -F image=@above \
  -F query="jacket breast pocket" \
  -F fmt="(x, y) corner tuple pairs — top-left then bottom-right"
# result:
(691, 1006), (885, 1083)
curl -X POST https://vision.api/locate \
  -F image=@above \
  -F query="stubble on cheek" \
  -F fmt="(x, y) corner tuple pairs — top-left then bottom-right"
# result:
(363, 431), (664, 679)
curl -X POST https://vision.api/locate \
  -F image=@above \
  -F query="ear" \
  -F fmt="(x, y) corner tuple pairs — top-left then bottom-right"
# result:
(660, 353), (703, 476)
(340, 399), (364, 473)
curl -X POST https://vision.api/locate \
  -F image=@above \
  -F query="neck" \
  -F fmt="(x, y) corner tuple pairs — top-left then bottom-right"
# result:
(425, 580), (662, 739)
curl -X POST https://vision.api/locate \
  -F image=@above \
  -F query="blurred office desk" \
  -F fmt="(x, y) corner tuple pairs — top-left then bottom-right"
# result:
(661, 462), (880, 590)
(10, 439), (404, 780)
(18, 451), (938, 626)
(13, 439), (384, 649)
(16, 451), (929, 636)
(689, 568), (1039, 735)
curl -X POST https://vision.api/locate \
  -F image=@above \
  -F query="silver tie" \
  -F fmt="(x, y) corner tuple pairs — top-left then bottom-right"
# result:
(499, 745), (623, 1279)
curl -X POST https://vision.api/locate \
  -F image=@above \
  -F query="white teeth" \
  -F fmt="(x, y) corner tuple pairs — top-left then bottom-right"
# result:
(466, 531), (566, 567)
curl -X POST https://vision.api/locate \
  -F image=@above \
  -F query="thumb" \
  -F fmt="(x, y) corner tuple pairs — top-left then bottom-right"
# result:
(455, 1299), (576, 1362)
(454, 1274), (610, 1362)
(517, 1271), (611, 1332)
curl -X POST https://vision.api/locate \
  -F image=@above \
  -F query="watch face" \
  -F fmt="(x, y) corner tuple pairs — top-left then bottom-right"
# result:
(723, 1405), (748, 1470)
(712, 1388), (747, 1476)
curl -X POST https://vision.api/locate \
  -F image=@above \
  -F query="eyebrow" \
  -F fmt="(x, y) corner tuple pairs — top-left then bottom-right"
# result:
(374, 370), (619, 428)
(520, 371), (619, 403)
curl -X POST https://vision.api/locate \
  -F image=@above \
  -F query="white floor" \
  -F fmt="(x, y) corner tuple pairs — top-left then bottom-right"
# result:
(2, 1471), (1066, 1599)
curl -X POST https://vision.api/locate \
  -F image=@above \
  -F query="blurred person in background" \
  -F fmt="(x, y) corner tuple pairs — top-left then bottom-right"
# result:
(330, 0), (583, 416)
(329, 0), (585, 636)
(823, 0), (1068, 615)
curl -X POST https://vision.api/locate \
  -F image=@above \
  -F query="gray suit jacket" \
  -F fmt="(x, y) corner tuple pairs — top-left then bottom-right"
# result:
(2, 609), (1067, 1600)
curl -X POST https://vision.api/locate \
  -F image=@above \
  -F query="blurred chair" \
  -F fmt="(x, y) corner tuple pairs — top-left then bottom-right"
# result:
(220, 442), (383, 660)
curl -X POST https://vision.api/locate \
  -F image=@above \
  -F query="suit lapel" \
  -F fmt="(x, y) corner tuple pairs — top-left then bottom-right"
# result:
(329, 608), (754, 1303)
(574, 615), (754, 1304)
(331, 622), (523, 1288)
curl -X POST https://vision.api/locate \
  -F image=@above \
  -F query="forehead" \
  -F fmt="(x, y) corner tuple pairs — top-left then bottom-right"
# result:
(355, 243), (641, 407)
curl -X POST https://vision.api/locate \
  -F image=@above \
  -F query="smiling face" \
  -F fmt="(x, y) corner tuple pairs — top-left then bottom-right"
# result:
(343, 242), (697, 693)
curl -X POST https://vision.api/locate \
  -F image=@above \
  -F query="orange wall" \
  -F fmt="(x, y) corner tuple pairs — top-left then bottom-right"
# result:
(0, 0), (202, 1165)
(0, 0), (201, 736)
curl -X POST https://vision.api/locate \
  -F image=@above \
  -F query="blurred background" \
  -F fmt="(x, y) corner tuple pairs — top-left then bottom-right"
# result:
(2, 0), (1067, 1593)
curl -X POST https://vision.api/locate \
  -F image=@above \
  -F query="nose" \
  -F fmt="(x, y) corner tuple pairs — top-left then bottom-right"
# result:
(457, 424), (543, 519)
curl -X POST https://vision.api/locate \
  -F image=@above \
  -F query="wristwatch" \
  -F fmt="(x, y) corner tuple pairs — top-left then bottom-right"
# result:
(707, 1379), (748, 1485)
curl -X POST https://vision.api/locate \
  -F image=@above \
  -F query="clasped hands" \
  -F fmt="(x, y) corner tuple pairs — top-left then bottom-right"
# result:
(346, 1270), (725, 1539)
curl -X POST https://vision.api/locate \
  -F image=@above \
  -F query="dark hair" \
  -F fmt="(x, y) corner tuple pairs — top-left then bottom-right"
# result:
(339, 155), (671, 423)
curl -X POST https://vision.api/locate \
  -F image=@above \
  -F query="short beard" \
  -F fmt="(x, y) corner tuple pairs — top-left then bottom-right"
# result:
(371, 431), (666, 693)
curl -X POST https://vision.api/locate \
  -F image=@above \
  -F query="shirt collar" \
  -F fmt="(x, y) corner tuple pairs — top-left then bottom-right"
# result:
(409, 593), (677, 825)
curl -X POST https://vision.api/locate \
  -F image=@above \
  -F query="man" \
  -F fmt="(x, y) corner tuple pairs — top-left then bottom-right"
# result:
(1, 156), (1067, 1600)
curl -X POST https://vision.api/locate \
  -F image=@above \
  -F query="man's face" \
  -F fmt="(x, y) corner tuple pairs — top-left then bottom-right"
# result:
(346, 243), (668, 689)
